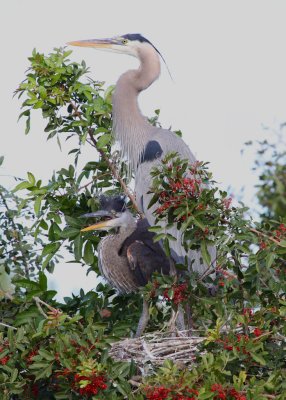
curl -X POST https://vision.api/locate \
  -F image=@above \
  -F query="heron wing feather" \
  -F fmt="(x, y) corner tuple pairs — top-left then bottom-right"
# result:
(126, 240), (170, 286)
(135, 128), (216, 276)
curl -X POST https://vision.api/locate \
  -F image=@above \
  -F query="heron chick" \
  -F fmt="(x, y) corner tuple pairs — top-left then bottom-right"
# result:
(81, 196), (171, 337)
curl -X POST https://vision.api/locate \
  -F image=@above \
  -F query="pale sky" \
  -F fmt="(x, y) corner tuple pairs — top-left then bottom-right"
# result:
(1, 1), (286, 299)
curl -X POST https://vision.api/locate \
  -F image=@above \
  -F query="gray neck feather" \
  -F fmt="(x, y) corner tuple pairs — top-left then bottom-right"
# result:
(112, 45), (161, 171)
(104, 216), (137, 252)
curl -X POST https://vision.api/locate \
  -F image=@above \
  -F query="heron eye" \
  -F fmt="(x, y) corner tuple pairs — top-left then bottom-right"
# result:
(121, 38), (128, 45)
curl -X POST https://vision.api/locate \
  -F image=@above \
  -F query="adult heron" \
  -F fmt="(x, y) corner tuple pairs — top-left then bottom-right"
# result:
(69, 34), (216, 275)
(81, 196), (171, 337)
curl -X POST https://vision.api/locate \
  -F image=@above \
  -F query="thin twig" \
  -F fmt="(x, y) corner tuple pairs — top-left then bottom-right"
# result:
(78, 172), (111, 191)
(128, 380), (141, 388)
(0, 322), (17, 331)
(33, 296), (57, 313)
(250, 227), (282, 246)
(197, 260), (217, 282)
(33, 296), (84, 329)
(33, 296), (48, 318)
(88, 129), (144, 218)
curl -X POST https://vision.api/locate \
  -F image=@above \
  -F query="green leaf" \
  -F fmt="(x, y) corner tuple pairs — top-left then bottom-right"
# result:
(47, 130), (57, 140)
(153, 233), (167, 243)
(200, 241), (211, 266)
(74, 234), (83, 261)
(42, 242), (61, 257)
(61, 227), (81, 239)
(34, 363), (53, 381)
(12, 181), (32, 192)
(11, 368), (18, 382)
(38, 86), (47, 99)
(192, 216), (206, 230)
(34, 100), (44, 109)
(57, 135), (62, 151)
(15, 278), (40, 290)
(83, 241), (94, 264)
(163, 237), (171, 257)
(63, 49), (73, 58)
(96, 133), (111, 149)
(147, 193), (159, 209)
(18, 109), (30, 121)
(65, 215), (83, 228)
(249, 352), (266, 365)
(14, 308), (42, 326)
(38, 349), (55, 361)
(38, 271), (47, 291)
(148, 225), (162, 233)
(25, 114), (31, 134)
(34, 195), (44, 216)
(266, 252), (276, 268)
(198, 391), (215, 399)
(0, 155), (4, 166)
(39, 219), (49, 230)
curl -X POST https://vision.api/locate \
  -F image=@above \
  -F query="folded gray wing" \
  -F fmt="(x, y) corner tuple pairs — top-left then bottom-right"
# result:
(119, 219), (170, 286)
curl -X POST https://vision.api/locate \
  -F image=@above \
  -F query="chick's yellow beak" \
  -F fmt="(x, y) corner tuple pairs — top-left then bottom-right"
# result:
(81, 218), (117, 232)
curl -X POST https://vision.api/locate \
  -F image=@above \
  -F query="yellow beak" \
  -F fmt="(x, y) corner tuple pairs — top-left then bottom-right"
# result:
(81, 218), (117, 232)
(67, 38), (115, 49)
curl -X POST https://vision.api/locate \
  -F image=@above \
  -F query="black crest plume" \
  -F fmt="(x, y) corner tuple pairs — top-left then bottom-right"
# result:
(99, 195), (126, 213)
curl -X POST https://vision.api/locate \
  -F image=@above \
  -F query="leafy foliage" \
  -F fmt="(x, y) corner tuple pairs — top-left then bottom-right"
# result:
(0, 48), (285, 399)
(252, 138), (286, 220)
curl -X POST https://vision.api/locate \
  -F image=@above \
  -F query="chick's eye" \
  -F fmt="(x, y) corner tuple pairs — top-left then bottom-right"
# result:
(122, 39), (128, 45)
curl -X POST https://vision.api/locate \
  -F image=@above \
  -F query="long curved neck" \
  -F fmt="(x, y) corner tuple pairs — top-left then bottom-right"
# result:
(112, 44), (161, 170)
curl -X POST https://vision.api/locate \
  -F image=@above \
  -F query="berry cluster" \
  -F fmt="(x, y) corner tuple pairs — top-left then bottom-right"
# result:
(211, 384), (246, 400)
(274, 223), (286, 241)
(156, 177), (202, 217)
(259, 223), (286, 249)
(217, 325), (264, 356)
(163, 282), (189, 305)
(222, 197), (233, 209)
(145, 385), (198, 400)
(0, 355), (10, 365)
(218, 333), (251, 354)
(26, 348), (39, 365)
(69, 339), (96, 355)
(0, 341), (10, 365)
(216, 265), (236, 288)
(73, 372), (107, 396)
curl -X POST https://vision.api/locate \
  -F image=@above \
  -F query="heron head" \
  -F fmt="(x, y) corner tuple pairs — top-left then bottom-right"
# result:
(67, 33), (161, 59)
(81, 209), (135, 232)
(81, 195), (135, 232)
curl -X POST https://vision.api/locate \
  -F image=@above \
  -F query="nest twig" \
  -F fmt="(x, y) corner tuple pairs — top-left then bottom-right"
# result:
(109, 330), (205, 369)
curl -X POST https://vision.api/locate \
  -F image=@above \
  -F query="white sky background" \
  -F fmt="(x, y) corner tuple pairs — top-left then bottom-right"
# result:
(1, 1), (286, 300)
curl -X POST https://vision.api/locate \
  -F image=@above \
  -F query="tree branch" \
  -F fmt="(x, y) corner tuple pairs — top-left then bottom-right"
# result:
(88, 129), (144, 218)
(78, 172), (111, 192)
(250, 227), (282, 246)
(0, 322), (17, 331)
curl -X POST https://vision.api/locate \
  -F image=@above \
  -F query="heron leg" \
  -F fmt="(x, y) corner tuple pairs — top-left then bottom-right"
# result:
(176, 304), (186, 332)
(135, 298), (149, 338)
(166, 305), (186, 336)
(185, 302), (193, 333)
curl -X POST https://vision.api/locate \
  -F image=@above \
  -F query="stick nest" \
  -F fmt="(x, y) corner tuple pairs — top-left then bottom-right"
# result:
(109, 331), (205, 369)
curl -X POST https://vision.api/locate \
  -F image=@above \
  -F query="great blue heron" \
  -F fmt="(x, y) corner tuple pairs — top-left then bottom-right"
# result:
(69, 34), (216, 276)
(81, 196), (171, 337)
